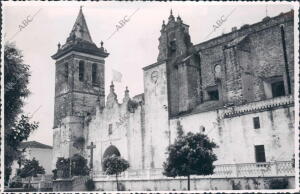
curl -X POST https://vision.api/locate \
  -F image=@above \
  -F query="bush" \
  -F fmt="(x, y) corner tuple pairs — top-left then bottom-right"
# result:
(52, 169), (57, 180)
(55, 157), (70, 178)
(85, 179), (95, 191)
(71, 154), (90, 176)
(269, 178), (289, 189)
(54, 154), (89, 178)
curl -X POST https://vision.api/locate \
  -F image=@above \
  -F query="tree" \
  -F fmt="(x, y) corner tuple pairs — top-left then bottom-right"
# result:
(103, 155), (130, 191)
(5, 114), (38, 184)
(163, 131), (217, 190)
(71, 154), (90, 176)
(54, 154), (90, 179)
(4, 42), (39, 185)
(4, 42), (30, 131)
(18, 158), (45, 188)
(55, 157), (70, 178)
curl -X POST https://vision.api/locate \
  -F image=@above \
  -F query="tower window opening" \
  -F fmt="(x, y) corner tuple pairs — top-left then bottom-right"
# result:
(92, 63), (98, 85)
(64, 63), (68, 82)
(79, 61), (85, 82)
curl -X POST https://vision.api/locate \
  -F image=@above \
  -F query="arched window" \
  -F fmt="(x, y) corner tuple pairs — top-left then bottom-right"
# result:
(64, 63), (68, 82)
(79, 61), (84, 82)
(92, 63), (97, 84)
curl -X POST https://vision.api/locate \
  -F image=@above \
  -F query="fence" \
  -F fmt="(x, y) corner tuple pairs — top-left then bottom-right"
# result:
(93, 160), (294, 180)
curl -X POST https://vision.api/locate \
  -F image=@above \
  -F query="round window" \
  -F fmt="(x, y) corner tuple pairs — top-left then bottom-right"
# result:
(214, 64), (221, 78)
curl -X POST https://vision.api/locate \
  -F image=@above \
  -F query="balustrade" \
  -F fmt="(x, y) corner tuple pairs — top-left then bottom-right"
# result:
(92, 161), (294, 180)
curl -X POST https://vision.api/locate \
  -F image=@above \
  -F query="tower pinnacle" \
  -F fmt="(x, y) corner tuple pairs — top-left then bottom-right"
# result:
(168, 9), (175, 21)
(110, 81), (115, 93)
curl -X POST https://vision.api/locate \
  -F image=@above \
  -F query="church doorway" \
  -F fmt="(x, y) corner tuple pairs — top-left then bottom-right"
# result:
(102, 145), (121, 171)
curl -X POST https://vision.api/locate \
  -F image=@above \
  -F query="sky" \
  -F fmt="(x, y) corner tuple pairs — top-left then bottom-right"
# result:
(2, 1), (295, 146)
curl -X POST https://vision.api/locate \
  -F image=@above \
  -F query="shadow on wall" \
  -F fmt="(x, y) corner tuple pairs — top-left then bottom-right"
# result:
(230, 177), (290, 190)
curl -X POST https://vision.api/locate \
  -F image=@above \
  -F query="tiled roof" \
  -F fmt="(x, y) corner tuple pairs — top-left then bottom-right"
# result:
(20, 141), (52, 149)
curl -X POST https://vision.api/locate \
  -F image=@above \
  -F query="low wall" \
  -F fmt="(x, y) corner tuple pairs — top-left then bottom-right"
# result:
(53, 176), (88, 191)
(94, 176), (295, 191)
(53, 179), (72, 191)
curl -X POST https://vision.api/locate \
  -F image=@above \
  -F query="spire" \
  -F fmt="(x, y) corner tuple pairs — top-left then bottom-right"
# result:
(177, 15), (182, 23)
(68, 7), (93, 43)
(168, 9), (175, 21)
(52, 6), (110, 60)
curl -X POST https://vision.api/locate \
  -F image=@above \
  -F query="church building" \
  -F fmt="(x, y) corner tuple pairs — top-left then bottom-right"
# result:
(52, 8), (295, 190)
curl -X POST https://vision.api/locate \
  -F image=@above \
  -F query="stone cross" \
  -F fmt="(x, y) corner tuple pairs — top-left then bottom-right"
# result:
(87, 142), (96, 169)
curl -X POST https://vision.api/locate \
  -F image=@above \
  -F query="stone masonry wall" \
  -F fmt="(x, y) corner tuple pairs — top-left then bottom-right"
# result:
(54, 54), (105, 127)
(195, 11), (294, 112)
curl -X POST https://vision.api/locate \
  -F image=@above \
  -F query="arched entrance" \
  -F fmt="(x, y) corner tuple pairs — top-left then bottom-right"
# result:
(102, 145), (121, 171)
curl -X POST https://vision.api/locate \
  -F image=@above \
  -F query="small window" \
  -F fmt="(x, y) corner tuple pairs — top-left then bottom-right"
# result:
(108, 124), (112, 135)
(64, 63), (68, 82)
(255, 145), (266, 163)
(79, 61), (85, 82)
(92, 63), (98, 84)
(263, 76), (285, 99)
(253, 117), (260, 129)
(208, 90), (219, 101)
(271, 81), (285, 98)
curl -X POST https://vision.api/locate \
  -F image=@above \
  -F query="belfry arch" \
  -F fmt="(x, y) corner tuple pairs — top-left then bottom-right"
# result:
(102, 145), (121, 171)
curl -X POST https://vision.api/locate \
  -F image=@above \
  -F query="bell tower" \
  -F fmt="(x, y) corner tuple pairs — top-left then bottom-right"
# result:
(157, 10), (193, 62)
(157, 10), (201, 117)
(51, 7), (109, 160)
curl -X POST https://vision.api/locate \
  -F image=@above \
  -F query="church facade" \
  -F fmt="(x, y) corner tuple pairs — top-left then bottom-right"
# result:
(52, 8), (295, 190)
